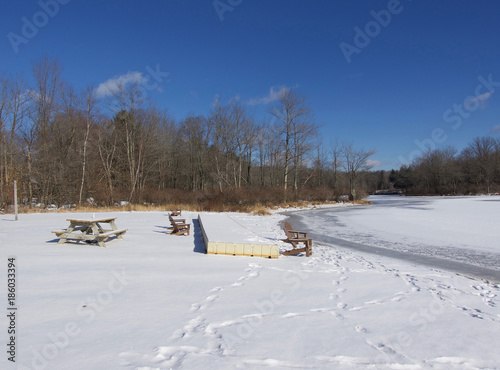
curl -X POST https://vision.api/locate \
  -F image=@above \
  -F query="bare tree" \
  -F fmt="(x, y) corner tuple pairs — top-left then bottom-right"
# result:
(329, 139), (343, 191)
(208, 98), (231, 192)
(256, 122), (267, 187)
(19, 113), (37, 205)
(341, 142), (376, 201)
(155, 112), (177, 189)
(97, 118), (117, 203)
(32, 57), (62, 146)
(0, 75), (8, 202)
(6, 76), (29, 184)
(79, 85), (99, 204)
(291, 114), (318, 193)
(461, 137), (497, 194)
(179, 114), (210, 190)
(416, 147), (458, 194)
(269, 89), (314, 201)
(31, 57), (63, 204)
(137, 106), (169, 192)
(255, 120), (281, 187)
(311, 139), (328, 187)
(229, 100), (257, 187)
(106, 82), (152, 201)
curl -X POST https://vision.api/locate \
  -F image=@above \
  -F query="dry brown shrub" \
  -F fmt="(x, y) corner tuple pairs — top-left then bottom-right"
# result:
(250, 205), (272, 216)
(4, 186), (357, 215)
(354, 199), (372, 205)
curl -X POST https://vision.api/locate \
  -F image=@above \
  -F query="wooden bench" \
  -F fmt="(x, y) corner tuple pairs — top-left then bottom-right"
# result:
(168, 213), (190, 236)
(281, 221), (312, 257)
(94, 229), (128, 247)
(168, 214), (186, 224)
(52, 226), (89, 236)
(170, 209), (182, 216)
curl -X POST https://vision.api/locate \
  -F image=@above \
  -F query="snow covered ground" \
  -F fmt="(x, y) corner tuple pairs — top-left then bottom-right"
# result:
(0, 198), (499, 369)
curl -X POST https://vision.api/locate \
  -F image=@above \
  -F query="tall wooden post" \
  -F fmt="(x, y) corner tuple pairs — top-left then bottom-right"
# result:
(14, 180), (18, 221)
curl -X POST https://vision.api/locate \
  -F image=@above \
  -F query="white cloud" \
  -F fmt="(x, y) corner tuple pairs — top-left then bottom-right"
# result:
(490, 124), (500, 135)
(465, 91), (494, 110)
(96, 71), (148, 97)
(22, 89), (39, 100)
(246, 85), (288, 106)
(366, 159), (384, 169)
(229, 95), (242, 104)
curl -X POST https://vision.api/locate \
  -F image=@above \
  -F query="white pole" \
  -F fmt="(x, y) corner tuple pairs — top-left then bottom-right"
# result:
(14, 180), (18, 221)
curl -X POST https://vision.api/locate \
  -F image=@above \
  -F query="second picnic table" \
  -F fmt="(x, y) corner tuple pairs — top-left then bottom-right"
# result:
(52, 217), (127, 247)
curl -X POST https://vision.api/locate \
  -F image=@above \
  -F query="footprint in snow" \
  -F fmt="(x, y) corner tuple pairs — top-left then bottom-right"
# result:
(189, 303), (203, 312)
(460, 307), (484, 320)
(205, 294), (218, 302)
(391, 295), (405, 302)
(242, 313), (263, 319)
(355, 326), (368, 333)
(170, 328), (186, 340)
(310, 308), (335, 313)
(332, 312), (345, 320)
(281, 313), (301, 319)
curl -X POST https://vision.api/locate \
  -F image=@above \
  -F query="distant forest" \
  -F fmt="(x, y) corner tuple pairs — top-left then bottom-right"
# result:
(1, 57), (499, 211)
(389, 136), (500, 196)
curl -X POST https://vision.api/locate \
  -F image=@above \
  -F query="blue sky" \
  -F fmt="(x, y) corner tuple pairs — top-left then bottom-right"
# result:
(2, 0), (500, 170)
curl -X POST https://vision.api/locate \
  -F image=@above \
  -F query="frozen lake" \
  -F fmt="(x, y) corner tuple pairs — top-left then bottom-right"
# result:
(290, 195), (500, 282)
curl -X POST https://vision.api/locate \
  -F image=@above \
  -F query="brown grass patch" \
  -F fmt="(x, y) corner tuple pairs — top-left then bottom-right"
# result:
(2, 187), (360, 215)
(354, 199), (372, 205)
(4, 198), (365, 215)
(250, 205), (272, 216)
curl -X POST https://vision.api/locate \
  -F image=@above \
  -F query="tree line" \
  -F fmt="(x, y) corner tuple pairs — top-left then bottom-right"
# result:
(2, 57), (498, 211)
(390, 136), (500, 195)
(0, 57), (377, 211)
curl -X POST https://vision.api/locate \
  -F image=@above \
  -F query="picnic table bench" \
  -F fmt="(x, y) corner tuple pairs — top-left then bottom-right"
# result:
(168, 213), (190, 236)
(281, 221), (312, 257)
(52, 217), (127, 247)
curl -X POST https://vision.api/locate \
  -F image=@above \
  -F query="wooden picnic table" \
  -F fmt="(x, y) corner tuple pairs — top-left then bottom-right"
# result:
(52, 217), (127, 247)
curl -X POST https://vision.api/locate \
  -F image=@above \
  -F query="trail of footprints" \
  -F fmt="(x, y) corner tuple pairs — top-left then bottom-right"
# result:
(122, 256), (363, 368)
(313, 245), (500, 367)
(172, 263), (264, 343)
(121, 262), (266, 368)
(440, 281), (499, 322)
(121, 245), (500, 369)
